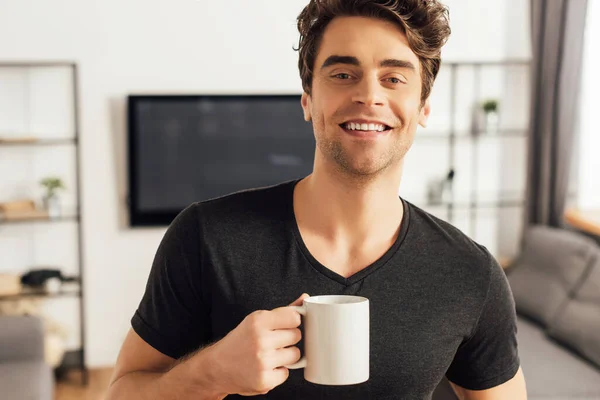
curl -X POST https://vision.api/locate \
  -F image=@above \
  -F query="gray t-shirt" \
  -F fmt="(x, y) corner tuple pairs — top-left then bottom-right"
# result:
(132, 179), (520, 399)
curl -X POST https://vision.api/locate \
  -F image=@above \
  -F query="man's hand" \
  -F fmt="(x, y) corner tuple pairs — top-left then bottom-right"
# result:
(205, 293), (309, 396)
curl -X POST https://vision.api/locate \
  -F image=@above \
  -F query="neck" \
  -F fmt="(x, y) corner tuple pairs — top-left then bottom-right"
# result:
(294, 159), (404, 245)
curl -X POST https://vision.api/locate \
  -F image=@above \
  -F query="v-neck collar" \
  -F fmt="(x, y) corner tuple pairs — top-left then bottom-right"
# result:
(286, 178), (410, 286)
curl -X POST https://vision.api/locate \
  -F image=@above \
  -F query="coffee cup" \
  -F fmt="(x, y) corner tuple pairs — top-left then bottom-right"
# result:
(285, 295), (369, 385)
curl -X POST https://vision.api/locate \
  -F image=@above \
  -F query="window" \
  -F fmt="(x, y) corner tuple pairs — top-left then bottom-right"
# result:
(577, 0), (600, 209)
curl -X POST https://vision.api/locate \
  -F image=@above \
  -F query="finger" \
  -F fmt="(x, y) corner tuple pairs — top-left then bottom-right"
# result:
(288, 293), (310, 307)
(264, 307), (302, 330)
(269, 328), (302, 349)
(266, 367), (290, 390)
(271, 346), (301, 369)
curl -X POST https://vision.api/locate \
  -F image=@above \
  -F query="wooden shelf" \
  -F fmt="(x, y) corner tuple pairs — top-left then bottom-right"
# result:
(0, 288), (81, 301)
(0, 214), (79, 225)
(0, 137), (76, 146)
(0, 280), (81, 300)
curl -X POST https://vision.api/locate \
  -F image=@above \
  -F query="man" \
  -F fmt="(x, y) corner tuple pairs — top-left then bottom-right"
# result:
(107, 0), (528, 399)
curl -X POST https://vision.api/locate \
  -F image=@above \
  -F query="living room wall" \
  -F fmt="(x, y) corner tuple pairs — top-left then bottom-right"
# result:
(0, 0), (530, 367)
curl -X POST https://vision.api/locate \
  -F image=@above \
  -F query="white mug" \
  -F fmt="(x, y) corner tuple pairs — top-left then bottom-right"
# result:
(286, 295), (370, 385)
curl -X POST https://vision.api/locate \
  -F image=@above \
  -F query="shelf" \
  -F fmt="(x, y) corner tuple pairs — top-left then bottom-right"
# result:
(0, 280), (81, 300)
(0, 61), (86, 386)
(0, 214), (79, 225)
(442, 59), (531, 67)
(0, 137), (77, 146)
(420, 200), (524, 209)
(417, 129), (527, 140)
(0, 61), (76, 68)
(0, 288), (81, 301)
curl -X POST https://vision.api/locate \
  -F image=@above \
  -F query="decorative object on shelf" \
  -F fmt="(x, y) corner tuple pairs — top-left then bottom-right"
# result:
(427, 169), (455, 205)
(0, 273), (22, 296)
(43, 277), (62, 294)
(0, 199), (49, 221)
(40, 176), (65, 219)
(0, 268), (80, 299)
(20, 268), (78, 291)
(481, 99), (499, 134)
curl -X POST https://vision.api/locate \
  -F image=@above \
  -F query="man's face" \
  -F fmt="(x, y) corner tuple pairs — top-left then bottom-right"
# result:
(301, 16), (430, 178)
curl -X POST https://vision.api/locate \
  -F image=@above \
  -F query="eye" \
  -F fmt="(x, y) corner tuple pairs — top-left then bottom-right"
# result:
(333, 73), (352, 80)
(385, 77), (405, 84)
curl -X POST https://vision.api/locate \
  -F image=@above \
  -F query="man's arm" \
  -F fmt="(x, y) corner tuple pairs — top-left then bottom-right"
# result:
(105, 329), (226, 400)
(106, 294), (307, 399)
(450, 367), (527, 400)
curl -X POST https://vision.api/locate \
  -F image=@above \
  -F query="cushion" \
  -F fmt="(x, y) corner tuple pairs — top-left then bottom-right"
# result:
(516, 316), (600, 399)
(548, 252), (600, 369)
(0, 361), (54, 400)
(507, 226), (597, 326)
(0, 315), (45, 361)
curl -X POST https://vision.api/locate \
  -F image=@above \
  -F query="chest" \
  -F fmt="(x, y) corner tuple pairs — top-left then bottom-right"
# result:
(299, 232), (399, 279)
(208, 272), (468, 399)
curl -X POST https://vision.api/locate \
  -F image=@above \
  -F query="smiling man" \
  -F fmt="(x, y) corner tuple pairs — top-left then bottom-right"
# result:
(107, 1), (527, 399)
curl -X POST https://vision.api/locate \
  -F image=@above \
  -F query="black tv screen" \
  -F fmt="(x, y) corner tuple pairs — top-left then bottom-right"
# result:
(127, 95), (315, 227)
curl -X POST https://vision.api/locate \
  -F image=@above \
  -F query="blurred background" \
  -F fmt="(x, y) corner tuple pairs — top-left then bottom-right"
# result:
(0, 0), (598, 399)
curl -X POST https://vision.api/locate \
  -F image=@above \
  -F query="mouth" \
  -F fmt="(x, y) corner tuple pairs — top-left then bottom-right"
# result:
(339, 120), (393, 138)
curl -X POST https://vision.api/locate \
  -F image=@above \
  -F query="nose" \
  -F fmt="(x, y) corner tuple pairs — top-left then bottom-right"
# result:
(352, 74), (386, 107)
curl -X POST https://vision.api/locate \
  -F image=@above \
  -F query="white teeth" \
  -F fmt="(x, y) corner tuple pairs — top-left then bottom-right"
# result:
(345, 122), (387, 131)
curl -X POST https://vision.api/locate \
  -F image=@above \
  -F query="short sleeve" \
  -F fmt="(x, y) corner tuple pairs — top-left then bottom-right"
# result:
(445, 252), (521, 390)
(131, 203), (211, 359)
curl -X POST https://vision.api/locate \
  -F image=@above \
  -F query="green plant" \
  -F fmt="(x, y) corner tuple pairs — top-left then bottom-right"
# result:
(40, 177), (65, 197)
(482, 99), (499, 114)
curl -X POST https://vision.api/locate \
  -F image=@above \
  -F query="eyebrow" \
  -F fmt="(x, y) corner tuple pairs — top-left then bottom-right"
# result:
(320, 55), (417, 71)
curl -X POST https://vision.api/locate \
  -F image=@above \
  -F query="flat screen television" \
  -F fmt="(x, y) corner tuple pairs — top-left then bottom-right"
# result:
(127, 94), (315, 227)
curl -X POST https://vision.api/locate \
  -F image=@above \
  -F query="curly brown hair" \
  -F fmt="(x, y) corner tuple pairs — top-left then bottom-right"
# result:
(295, 0), (451, 106)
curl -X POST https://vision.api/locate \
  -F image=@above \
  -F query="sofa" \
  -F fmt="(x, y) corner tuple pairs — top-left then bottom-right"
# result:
(434, 225), (600, 400)
(0, 315), (54, 400)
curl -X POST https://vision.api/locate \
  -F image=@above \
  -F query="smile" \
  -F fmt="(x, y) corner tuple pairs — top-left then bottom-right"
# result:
(339, 120), (393, 138)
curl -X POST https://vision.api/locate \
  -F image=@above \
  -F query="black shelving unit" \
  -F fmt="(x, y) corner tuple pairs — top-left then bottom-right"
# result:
(0, 61), (87, 385)
(415, 59), (531, 241)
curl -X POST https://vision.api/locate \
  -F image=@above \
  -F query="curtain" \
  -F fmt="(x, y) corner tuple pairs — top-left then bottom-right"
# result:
(526, 0), (589, 227)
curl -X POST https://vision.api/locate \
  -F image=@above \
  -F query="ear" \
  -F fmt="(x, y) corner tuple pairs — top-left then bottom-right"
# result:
(418, 98), (431, 128)
(301, 92), (312, 121)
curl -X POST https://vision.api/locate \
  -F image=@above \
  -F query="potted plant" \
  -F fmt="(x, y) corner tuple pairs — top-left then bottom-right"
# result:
(40, 176), (65, 219)
(481, 99), (499, 134)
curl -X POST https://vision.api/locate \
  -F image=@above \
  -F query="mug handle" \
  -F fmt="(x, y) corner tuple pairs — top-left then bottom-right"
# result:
(285, 305), (307, 369)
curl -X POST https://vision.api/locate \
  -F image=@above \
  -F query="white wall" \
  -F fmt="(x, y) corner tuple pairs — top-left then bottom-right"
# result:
(0, 0), (529, 367)
(578, 0), (600, 209)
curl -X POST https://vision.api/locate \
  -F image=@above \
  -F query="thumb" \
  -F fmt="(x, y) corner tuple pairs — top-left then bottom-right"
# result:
(289, 293), (310, 306)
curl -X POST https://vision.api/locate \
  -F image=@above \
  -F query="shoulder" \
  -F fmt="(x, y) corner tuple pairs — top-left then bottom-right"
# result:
(403, 200), (500, 289)
(197, 180), (293, 219)
(171, 180), (295, 237)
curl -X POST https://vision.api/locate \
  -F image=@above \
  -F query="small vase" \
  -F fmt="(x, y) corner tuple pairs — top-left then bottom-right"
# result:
(43, 194), (62, 219)
(484, 111), (499, 134)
